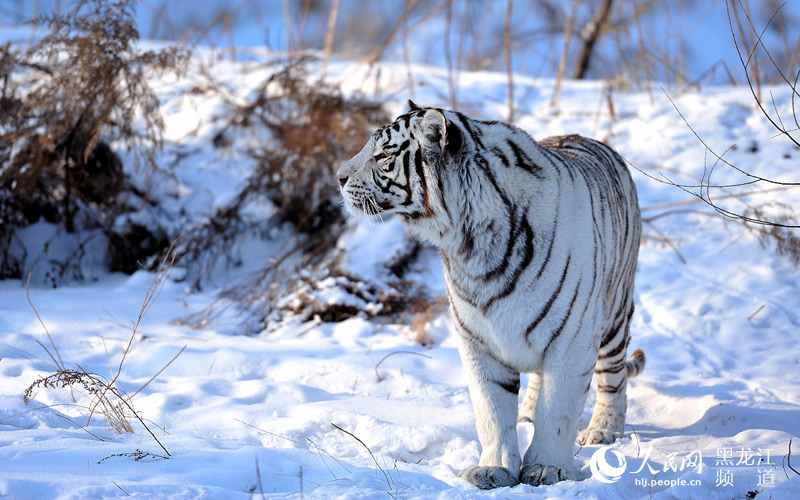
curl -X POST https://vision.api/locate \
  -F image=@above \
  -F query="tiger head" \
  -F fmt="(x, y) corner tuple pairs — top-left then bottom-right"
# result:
(336, 101), (463, 230)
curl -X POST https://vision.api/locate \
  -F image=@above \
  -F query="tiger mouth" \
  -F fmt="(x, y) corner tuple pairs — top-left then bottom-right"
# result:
(344, 195), (389, 217)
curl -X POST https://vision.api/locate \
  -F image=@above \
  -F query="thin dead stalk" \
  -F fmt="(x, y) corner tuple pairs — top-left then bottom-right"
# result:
(255, 456), (266, 500)
(630, 0), (654, 104)
(113, 482), (130, 496)
(322, 0), (339, 76)
(374, 351), (432, 382)
(331, 422), (392, 489)
(363, 0), (421, 66)
(503, 0), (514, 122)
(234, 417), (304, 446)
(90, 237), (180, 423)
(129, 345), (187, 399)
(787, 438), (800, 477)
(56, 413), (106, 441)
(643, 220), (686, 264)
(552, 0), (581, 111)
(282, 0), (293, 59)
(25, 273), (65, 371)
(746, 304), (765, 321)
(729, 0), (760, 102)
(444, 1), (456, 109)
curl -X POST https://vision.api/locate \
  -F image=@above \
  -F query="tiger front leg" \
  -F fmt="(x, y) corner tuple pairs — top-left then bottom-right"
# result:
(456, 338), (521, 489)
(520, 350), (595, 486)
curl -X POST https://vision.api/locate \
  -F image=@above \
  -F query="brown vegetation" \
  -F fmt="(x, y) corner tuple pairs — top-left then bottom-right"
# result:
(0, 0), (184, 281)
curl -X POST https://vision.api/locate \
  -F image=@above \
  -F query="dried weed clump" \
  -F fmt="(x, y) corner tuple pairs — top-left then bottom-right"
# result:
(176, 60), (435, 333)
(18, 242), (179, 456)
(0, 0), (185, 281)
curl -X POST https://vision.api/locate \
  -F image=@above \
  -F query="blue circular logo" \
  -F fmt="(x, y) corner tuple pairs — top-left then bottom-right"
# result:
(590, 446), (627, 483)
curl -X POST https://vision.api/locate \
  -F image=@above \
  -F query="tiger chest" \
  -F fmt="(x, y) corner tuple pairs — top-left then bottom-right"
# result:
(443, 248), (604, 374)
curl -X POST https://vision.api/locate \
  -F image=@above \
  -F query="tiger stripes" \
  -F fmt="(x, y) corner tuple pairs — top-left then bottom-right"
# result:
(337, 101), (644, 489)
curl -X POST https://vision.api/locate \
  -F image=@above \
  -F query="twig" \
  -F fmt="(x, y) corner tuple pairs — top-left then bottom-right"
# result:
(113, 482), (130, 496)
(234, 417), (304, 446)
(648, 90), (800, 228)
(194, 425), (209, 448)
(444, 0), (457, 110)
(728, 1), (800, 148)
(255, 456), (266, 500)
(552, 0), (581, 111)
(503, 0), (514, 122)
(98, 449), (169, 463)
(26, 273), (64, 371)
(55, 414), (106, 442)
(747, 304), (766, 321)
(374, 351), (432, 382)
(321, 0), (339, 76)
(331, 422), (391, 489)
(129, 345), (187, 399)
(788, 438), (800, 476)
(90, 237), (180, 425)
(643, 220), (686, 264)
(308, 437), (351, 477)
(641, 185), (800, 213)
(628, 423), (641, 457)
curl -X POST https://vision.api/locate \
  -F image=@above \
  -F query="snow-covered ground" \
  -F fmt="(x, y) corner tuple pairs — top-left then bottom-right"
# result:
(1, 54), (799, 499)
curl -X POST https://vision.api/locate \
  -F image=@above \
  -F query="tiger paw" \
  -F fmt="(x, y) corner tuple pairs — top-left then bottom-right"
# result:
(459, 465), (519, 489)
(577, 427), (622, 445)
(519, 463), (576, 486)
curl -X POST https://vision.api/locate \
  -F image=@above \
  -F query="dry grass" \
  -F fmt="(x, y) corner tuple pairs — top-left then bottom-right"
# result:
(18, 239), (181, 456)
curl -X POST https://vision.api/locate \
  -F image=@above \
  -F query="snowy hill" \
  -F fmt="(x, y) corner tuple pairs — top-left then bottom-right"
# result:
(1, 53), (799, 499)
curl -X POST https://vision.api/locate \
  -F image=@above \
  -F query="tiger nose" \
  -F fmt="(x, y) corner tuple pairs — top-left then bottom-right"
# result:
(337, 175), (348, 187)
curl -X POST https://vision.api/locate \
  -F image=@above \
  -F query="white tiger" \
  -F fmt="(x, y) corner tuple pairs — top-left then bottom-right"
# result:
(337, 101), (645, 489)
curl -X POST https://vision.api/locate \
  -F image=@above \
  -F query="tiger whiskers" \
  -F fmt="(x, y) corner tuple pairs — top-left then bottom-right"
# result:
(366, 196), (386, 222)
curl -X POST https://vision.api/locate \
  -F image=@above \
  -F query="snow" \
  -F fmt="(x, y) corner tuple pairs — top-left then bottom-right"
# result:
(2, 51), (800, 499)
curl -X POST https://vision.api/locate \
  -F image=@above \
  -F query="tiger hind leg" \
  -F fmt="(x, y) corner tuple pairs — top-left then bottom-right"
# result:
(518, 372), (541, 423)
(578, 333), (645, 446)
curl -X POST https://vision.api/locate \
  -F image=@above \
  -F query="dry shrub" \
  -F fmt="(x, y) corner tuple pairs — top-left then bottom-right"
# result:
(0, 0), (184, 281)
(238, 61), (385, 235)
(177, 60), (431, 333)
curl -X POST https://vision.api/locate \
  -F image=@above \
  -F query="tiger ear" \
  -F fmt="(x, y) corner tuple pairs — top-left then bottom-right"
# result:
(420, 109), (462, 160)
(420, 109), (447, 157)
(407, 99), (423, 112)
